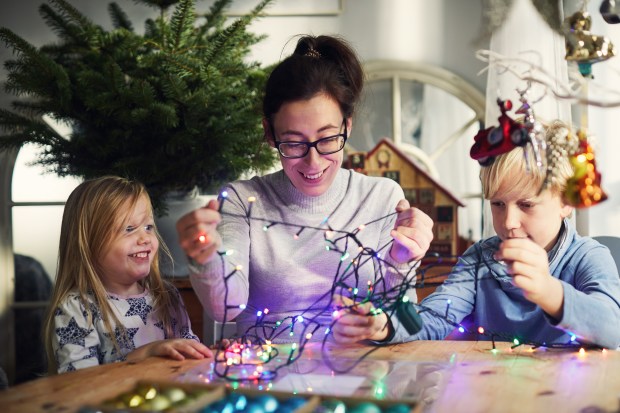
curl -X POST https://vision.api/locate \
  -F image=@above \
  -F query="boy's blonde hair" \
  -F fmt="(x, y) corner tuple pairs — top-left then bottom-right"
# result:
(43, 176), (179, 374)
(480, 120), (575, 199)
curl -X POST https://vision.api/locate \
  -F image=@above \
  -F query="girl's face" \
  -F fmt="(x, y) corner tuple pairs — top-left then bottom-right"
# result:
(490, 179), (573, 251)
(267, 93), (350, 197)
(98, 196), (158, 295)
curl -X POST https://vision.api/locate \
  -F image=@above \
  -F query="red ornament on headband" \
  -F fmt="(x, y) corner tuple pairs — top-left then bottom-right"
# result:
(470, 98), (529, 166)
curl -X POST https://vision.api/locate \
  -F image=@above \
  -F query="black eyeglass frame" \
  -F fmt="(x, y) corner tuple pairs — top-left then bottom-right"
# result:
(271, 118), (348, 159)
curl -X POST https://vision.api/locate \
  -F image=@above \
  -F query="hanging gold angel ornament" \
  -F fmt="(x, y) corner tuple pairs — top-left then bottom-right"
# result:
(564, 130), (608, 208)
(564, 10), (615, 77)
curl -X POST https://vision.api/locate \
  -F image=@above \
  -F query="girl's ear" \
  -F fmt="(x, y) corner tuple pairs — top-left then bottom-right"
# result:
(263, 118), (275, 148)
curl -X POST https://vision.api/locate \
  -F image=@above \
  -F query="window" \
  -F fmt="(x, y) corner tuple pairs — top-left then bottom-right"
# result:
(351, 60), (486, 241)
(0, 144), (81, 384)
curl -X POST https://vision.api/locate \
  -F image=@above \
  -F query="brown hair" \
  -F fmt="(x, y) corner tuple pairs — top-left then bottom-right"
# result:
(262, 35), (364, 122)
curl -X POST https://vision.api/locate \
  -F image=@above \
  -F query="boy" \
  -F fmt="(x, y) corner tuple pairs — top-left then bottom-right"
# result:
(333, 121), (620, 349)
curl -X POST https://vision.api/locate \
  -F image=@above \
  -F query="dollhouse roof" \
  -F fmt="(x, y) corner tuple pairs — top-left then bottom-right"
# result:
(366, 138), (465, 207)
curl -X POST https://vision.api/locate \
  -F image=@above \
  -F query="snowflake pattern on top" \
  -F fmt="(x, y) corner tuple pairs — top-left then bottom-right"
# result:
(52, 288), (199, 373)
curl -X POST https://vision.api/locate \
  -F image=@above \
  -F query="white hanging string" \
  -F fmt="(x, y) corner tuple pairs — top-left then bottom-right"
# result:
(477, 49), (620, 108)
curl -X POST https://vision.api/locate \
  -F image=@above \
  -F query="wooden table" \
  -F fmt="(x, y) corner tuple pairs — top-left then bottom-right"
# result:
(1, 341), (618, 413)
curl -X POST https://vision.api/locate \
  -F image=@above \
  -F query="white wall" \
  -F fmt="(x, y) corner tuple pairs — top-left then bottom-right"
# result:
(580, 1), (620, 237)
(2, 0), (618, 247)
(6, 0), (620, 246)
(1, 0), (488, 108)
(1, 0), (490, 278)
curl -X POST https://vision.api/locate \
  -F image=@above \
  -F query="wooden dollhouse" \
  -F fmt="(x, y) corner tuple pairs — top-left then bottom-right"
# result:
(346, 138), (465, 258)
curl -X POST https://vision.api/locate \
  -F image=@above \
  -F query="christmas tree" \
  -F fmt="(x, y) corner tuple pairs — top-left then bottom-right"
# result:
(0, 0), (277, 213)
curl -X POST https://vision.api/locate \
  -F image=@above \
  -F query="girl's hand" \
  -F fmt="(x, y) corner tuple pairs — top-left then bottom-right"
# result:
(176, 199), (222, 265)
(390, 199), (434, 263)
(495, 238), (564, 319)
(331, 295), (391, 344)
(127, 339), (213, 362)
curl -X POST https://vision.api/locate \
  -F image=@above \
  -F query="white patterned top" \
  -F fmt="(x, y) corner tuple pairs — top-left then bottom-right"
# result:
(52, 288), (198, 373)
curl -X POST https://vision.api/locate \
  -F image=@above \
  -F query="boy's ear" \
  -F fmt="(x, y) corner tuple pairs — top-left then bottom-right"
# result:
(560, 203), (574, 219)
(263, 119), (275, 148)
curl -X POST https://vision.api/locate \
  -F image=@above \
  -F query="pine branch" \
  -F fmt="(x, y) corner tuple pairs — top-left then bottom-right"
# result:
(47, 0), (95, 32)
(0, 0), (278, 213)
(202, 0), (272, 68)
(108, 2), (134, 31)
(38, 4), (86, 44)
(168, 0), (195, 51)
(202, 0), (231, 31)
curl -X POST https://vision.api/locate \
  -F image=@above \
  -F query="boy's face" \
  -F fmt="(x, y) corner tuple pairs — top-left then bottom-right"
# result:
(490, 179), (573, 251)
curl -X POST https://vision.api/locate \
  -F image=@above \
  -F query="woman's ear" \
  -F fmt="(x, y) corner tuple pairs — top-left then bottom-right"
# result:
(346, 117), (353, 135)
(263, 118), (275, 148)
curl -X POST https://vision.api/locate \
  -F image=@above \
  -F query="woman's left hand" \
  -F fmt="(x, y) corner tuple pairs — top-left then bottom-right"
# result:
(389, 199), (434, 263)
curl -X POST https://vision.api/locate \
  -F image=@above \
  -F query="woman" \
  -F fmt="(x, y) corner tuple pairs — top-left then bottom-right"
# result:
(176, 35), (434, 344)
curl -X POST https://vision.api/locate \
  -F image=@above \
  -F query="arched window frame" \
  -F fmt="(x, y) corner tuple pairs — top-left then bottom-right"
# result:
(360, 60), (486, 178)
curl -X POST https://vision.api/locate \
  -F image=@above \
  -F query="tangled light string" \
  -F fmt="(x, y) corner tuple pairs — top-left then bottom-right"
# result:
(209, 199), (599, 382)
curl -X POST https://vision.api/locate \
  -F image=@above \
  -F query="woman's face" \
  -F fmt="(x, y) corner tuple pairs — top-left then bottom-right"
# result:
(267, 93), (350, 197)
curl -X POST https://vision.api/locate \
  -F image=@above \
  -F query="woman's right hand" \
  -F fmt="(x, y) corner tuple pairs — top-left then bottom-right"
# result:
(176, 199), (222, 265)
(331, 295), (391, 344)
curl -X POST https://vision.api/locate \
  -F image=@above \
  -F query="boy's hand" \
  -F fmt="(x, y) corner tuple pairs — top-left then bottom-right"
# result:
(390, 199), (434, 263)
(495, 238), (564, 319)
(176, 199), (222, 265)
(331, 295), (391, 344)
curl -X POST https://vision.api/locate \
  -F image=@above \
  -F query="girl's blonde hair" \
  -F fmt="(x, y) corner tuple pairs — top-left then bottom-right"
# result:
(43, 176), (179, 374)
(480, 120), (575, 199)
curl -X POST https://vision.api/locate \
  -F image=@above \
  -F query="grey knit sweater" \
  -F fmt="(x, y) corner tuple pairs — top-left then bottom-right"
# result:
(188, 168), (418, 343)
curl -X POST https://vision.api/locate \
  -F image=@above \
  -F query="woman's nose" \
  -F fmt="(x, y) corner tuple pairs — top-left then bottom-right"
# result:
(304, 146), (322, 164)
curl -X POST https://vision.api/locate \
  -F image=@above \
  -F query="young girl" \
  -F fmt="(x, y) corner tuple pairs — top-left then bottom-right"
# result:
(44, 176), (212, 374)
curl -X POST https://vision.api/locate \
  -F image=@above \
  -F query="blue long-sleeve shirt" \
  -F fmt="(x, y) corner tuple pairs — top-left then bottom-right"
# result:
(391, 219), (620, 349)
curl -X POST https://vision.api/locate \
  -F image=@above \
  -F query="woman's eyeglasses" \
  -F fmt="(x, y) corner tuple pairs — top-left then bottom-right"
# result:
(273, 119), (347, 159)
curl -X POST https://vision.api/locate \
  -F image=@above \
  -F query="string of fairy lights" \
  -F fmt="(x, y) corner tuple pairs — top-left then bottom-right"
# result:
(207, 193), (598, 383)
(203, 4), (618, 383)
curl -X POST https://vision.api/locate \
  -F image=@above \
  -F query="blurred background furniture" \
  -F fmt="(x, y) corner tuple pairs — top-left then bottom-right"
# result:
(593, 236), (620, 274)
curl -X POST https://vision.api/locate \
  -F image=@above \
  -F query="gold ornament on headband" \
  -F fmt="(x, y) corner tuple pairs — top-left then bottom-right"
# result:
(541, 125), (577, 192)
(304, 48), (321, 59)
(564, 10), (615, 77)
(564, 130), (608, 208)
